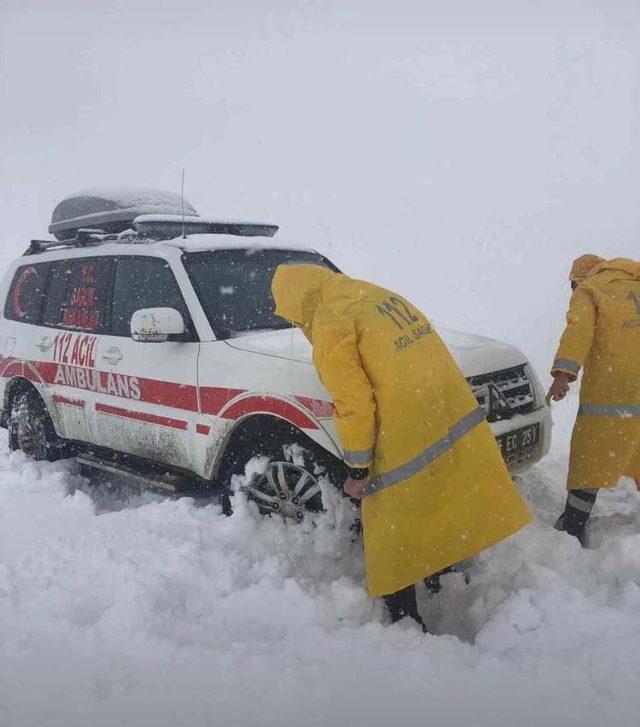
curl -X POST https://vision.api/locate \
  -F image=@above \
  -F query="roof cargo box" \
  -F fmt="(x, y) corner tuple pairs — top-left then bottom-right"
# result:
(49, 187), (199, 240)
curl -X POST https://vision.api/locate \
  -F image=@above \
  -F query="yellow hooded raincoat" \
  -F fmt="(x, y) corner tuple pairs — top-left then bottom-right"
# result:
(272, 265), (532, 597)
(552, 258), (640, 490)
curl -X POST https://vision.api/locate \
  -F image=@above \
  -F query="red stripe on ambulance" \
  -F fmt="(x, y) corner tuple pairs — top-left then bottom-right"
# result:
(95, 403), (188, 431)
(220, 395), (319, 430)
(25, 361), (198, 412)
(1, 360), (23, 379)
(52, 394), (85, 408)
(199, 386), (244, 415)
(294, 396), (334, 418)
(1, 356), (333, 430)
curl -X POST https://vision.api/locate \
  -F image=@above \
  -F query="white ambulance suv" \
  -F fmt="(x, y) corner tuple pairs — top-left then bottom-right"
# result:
(0, 188), (551, 518)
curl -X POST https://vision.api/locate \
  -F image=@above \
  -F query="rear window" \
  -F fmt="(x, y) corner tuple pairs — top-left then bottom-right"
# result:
(183, 248), (336, 339)
(43, 258), (112, 333)
(4, 263), (51, 324)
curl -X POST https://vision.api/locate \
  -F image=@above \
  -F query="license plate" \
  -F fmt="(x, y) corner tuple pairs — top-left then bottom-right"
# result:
(496, 423), (540, 465)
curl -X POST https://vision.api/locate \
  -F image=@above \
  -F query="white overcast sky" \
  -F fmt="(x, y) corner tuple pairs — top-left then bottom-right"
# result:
(1, 0), (639, 371)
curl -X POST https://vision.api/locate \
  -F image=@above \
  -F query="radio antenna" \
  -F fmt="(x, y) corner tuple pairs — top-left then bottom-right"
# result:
(181, 169), (187, 239)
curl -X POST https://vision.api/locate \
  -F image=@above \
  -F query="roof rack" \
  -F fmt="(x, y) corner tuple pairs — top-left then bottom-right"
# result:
(25, 216), (280, 256)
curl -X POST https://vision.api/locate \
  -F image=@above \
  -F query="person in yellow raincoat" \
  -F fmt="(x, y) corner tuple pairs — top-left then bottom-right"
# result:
(272, 264), (532, 629)
(548, 255), (640, 546)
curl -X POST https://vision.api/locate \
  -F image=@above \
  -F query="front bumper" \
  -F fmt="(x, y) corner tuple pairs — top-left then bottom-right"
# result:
(488, 404), (552, 474)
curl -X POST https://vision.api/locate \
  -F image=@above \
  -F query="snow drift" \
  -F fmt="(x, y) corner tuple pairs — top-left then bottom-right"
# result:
(1, 401), (639, 727)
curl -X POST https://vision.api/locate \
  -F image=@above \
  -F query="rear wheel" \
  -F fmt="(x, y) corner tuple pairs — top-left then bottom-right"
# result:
(8, 390), (64, 461)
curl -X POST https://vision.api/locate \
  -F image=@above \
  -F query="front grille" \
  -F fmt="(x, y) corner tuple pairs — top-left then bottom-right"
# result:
(467, 364), (535, 423)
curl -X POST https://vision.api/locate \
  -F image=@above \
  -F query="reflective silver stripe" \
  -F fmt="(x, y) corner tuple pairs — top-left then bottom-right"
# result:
(344, 447), (374, 466)
(567, 493), (596, 513)
(579, 404), (640, 417)
(364, 407), (486, 497)
(553, 358), (581, 376)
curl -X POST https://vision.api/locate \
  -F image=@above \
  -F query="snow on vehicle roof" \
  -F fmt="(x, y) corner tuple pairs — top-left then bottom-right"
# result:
(133, 214), (278, 239)
(65, 186), (196, 212)
(135, 213), (274, 226)
(164, 233), (316, 253)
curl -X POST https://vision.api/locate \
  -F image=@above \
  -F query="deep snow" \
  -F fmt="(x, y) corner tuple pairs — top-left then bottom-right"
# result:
(1, 397), (639, 727)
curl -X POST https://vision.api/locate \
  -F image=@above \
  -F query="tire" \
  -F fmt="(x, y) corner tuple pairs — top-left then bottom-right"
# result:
(219, 427), (346, 520)
(8, 389), (64, 462)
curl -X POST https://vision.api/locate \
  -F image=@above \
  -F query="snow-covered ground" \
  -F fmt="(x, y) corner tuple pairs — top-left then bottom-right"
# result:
(1, 397), (639, 727)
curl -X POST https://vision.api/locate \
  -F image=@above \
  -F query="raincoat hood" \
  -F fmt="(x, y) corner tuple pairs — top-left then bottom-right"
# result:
(272, 264), (337, 328)
(569, 254), (604, 283)
(588, 257), (640, 282)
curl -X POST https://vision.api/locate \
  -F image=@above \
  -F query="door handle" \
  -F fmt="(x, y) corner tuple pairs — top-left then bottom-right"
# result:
(36, 336), (53, 352)
(101, 346), (123, 365)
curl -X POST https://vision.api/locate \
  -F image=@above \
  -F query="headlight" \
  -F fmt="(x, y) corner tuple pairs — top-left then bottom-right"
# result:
(525, 363), (546, 409)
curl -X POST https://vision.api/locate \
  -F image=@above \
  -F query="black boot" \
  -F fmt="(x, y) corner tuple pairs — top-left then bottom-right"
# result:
(555, 488), (598, 548)
(383, 585), (428, 633)
(423, 565), (470, 594)
(423, 573), (442, 595)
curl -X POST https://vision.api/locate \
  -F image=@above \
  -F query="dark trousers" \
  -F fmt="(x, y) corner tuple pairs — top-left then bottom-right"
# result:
(382, 567), (463, 630)
(557, 488), (599, 540)
(383, 585), (424, 627)
(382, 575), (457, 632)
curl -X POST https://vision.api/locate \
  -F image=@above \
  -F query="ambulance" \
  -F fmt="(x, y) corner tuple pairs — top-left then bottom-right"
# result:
(0, 188), (551, 518)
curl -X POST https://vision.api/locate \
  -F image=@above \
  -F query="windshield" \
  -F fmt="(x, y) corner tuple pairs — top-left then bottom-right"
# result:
(183, 248), (337, 339)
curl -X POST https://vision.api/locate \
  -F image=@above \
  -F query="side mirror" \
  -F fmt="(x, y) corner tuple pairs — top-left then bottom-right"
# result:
(131, 307), (186, 343)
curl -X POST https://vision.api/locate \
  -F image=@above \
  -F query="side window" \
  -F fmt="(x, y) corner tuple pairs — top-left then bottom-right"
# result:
(111, 257), (193, 339)
(4, 263), (51, 324)
(43, 258), (112, 333)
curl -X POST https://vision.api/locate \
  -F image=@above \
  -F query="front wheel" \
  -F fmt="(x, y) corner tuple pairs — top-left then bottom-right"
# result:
(243, 460), (323, 520)
(217, 424), (347, 520)
(8, 390), (63, 461)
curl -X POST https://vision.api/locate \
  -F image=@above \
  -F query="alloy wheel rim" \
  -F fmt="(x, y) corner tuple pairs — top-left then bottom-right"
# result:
(243, 461), (322, 520)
